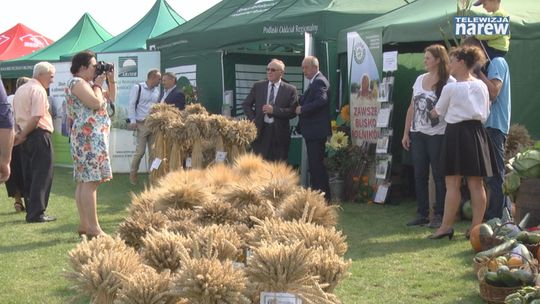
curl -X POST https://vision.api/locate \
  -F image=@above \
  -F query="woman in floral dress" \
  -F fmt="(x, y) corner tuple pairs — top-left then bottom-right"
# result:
(65, 50), (116, 238)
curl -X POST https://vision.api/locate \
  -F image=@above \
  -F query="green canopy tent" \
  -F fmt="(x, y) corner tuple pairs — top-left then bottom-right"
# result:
(72, 0), (185, 54)
(336, 0), (540, 165)
(0, 13), (112, 78)
(147, 0), (410, 115)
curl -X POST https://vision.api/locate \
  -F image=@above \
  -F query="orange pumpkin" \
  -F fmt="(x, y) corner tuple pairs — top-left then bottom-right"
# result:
(470, 224), (483, 252)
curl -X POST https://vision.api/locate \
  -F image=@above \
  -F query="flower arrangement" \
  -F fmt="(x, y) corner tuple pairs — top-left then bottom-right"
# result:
(352, 175), (375, 204)
(325, 131), (349, 178)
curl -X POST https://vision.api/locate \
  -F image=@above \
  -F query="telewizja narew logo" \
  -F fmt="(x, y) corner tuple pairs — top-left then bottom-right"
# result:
(454, 16), (510, 35)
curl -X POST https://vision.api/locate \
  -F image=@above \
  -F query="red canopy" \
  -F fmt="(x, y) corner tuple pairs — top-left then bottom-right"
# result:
(0, 23), (53, 61)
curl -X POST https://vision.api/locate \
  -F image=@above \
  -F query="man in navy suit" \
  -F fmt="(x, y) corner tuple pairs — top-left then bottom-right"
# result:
(242, 59), (298, 161)
(161, 72), (186, 110)
(296, 56), (331, 201)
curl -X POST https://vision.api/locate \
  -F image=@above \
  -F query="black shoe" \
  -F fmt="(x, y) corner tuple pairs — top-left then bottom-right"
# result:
(27, 215), (57, 223)
(428, 228), (454, 240)
(427, 215), (442, 229)
(407, 217), (429, 226)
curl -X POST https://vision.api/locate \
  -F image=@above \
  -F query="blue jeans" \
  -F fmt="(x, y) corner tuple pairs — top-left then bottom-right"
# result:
(410, 132), (446, 218)
(484, 128), (507, 220)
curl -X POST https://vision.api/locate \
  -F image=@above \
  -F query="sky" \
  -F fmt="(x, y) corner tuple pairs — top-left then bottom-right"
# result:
(0, 0), (222, 41)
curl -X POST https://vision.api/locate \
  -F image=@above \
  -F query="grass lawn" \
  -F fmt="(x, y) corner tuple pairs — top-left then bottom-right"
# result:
(0, 167), (484, 304)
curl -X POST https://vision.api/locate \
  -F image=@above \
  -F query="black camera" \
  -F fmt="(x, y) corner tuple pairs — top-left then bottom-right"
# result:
(95, 61), (114, 75)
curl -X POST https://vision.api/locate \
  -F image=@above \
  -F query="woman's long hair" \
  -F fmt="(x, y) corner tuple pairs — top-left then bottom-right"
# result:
(425, 44), (450, 98)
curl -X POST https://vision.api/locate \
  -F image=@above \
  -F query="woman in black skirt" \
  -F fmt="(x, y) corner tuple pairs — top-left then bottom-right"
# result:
(5, 77), (30, 212)
(427, 46), (494, 239)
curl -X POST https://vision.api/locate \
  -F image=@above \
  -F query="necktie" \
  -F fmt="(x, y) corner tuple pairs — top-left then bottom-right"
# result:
(268, 83), (275, 105)
(265, 84), (275, 123)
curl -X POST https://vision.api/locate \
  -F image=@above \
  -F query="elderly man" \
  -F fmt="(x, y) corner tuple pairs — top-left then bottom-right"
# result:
(128, 68), (161, 185)
(296, 56), (332, 202)
(13, 62), (56, 222)
(160, 72), (186, 110)
(242, 59), (298, 161)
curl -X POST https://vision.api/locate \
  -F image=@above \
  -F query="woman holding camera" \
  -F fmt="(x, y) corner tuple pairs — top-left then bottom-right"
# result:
(65, 50), (116, 238)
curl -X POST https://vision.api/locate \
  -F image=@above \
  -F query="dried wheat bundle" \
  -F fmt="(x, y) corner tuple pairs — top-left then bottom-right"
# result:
(223, 119), (257, 160)
(128, 188), (157, 216)
(259, 179), (297, 208)
(203, 163), (238, 193)
(231, 153), (267, 180)
(183, 103), (208, 116)
(197, 199), (241, 226)
(153, 179), (211, 212)
(148, 103), (181, 117)
(222, 181), (264, 208)
(308, 249), (351, 293)
(68, 234), (131, 273)
(279, 188), (339, 227)
(165, 120), (188, 171)
(118, 210), (169, 248)
(114, 266), (178, 304)
(140, 229), (192, 273)
(156, 169), (203, 189)
(207, 115), (229, 154)
(221, 182), (276, 227)
(260, 161), (300, 185)
(66, 235), (143, 304)
(243, 203), (276, 227)
(248, 218), (348, 257)
(145, 104), (180, 132)
(162, 208), (199, 236)
(170, 257), (250, 304)
(184, 114), (211, 169)
(146, 105), (181, 182)
(187, 224), (243, 261)
(245, 241), (339, 304)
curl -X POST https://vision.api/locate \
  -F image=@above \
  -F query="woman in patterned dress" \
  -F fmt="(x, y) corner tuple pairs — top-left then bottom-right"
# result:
(65, 50), (116, 238)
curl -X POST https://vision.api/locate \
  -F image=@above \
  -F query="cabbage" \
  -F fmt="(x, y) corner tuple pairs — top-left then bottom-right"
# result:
(511, 149), (540, 178)
(503, 171), (521, 195)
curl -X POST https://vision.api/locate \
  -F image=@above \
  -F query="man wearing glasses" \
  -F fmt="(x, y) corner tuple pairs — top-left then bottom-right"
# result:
(242, 59), (298, 161)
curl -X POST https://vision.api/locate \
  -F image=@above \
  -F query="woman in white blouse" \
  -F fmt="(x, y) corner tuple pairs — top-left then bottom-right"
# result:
(428, 46), (495, 240)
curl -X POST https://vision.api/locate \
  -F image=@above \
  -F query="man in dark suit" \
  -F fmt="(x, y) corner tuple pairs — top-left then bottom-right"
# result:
(161, 72), (186, 110)
(295, 56), (331, 201)
(242, 59), (298, 161)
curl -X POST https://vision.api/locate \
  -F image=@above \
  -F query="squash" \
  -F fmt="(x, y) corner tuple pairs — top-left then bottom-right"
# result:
(470, 224), (483, 252)
(470, 223), (495, 252)
(479, 223), (496, 251)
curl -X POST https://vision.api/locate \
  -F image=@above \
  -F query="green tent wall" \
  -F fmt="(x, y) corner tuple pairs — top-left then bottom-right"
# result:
(337, 0), (540, 151)
(148, 0), (410, 115)
(0, 13), (112, 78)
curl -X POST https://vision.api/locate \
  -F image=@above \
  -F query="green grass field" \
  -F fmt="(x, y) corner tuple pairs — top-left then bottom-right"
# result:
(0, 167), (484, 303)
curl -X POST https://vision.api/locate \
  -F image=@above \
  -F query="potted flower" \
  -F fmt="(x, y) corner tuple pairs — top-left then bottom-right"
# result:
(325, 130), (349, 202)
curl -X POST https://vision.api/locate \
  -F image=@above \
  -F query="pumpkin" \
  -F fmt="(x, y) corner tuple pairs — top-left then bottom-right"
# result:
(470, 224), (483, 252)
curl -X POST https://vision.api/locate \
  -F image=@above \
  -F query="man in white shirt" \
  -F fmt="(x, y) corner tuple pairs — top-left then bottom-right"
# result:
(128, 69), (161, 185)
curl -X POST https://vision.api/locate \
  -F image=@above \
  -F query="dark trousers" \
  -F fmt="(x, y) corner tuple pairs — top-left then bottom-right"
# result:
(305, 138), (330, 201)
(20, 128), (53, 221)
(410, 132), (446, 218)
(253, 123), (289, 162)
(484, 128), (507, 220)
(5, 144), (25, 198)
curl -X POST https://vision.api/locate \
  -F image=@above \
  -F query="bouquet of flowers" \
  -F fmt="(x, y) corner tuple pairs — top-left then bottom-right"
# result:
(325, 131), (349, 178)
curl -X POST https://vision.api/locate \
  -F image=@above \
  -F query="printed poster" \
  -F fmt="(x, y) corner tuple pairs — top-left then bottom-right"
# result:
(347, 29), (382, 146)
(98, 51), (160, 173)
